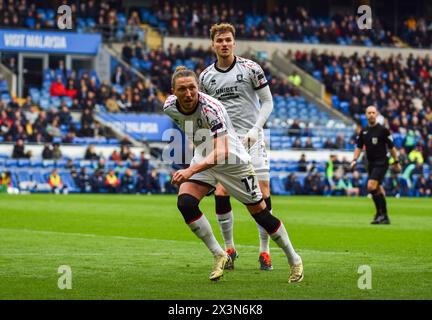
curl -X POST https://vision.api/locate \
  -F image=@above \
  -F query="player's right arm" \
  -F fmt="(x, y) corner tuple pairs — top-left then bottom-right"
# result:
(172, 99), (229, 185)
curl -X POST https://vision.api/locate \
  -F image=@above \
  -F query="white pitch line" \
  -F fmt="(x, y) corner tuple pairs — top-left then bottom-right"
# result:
(0, 228), (362, 257)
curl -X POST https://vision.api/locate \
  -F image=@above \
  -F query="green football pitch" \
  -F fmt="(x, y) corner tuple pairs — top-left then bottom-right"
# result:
(0, 194), (431, 300)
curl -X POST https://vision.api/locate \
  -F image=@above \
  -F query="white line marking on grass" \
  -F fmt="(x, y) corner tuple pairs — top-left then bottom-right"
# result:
(0, 228), (364, 257)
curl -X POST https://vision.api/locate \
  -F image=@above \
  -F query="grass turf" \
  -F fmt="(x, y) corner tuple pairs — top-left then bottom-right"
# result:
(0, 194), (431, 300)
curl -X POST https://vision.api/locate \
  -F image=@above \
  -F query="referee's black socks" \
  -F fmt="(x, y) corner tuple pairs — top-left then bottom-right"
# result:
(370, 189), (382, 215)
(370, 189), (388, 216)
(377, 194), (388, 215)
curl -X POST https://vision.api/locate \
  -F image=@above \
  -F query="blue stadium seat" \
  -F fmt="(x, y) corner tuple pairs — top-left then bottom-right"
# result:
(30, 160), (43, 168)
(46, 9), (55, 20)
(0, 80), (8, 93)
(42, 160), (55, 168)
(32, 171), (47, 185)
(59, 172), (78, 192)
(17, 159), (30, 167)
(5, 159), (18, 168)
(55, 160), (67, 168)
(339, 101), (350, 114)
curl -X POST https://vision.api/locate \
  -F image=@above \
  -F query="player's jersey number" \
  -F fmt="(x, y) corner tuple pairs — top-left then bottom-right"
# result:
(241, 175), (257, 193)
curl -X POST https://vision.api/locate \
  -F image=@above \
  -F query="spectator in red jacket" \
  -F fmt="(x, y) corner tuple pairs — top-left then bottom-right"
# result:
(50, 76), (66, 97)
(65, 79), (77, 98)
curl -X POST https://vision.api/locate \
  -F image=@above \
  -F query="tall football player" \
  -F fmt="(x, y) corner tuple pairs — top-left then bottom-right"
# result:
(199, 23), (275, 270)
(165, 66), (304, 282)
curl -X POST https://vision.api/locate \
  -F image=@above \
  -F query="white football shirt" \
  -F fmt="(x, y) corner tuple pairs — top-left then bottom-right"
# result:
(163, 92), (251, 164)
(199, 56), (268, 137)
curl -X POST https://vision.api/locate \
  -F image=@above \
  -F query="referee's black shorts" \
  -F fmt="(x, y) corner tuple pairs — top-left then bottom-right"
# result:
(367, 163), (389, 184)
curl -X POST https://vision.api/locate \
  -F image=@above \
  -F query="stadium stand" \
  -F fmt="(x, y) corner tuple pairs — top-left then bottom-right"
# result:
(144, 1), (425, 48)
(292, 49), (432, 163)
(2, 0), (432, 49)
(1, 0), (431, 197)
(0, 0), (144, 42)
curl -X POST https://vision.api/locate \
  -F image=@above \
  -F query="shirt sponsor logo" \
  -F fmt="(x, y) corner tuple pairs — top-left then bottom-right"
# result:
(372, 137), (378, 144)
(215, 86), (239, 94)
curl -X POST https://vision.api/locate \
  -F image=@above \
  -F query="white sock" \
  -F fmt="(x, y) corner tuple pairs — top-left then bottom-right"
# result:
(216, 210), (234, 249)
(188, 214), (225, 257)
(256, 223), (270, 253)
(270, 222), (301, 265)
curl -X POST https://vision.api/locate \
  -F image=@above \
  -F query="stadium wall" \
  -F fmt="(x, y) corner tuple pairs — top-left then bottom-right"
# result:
(269, 150), (353, 161)
(0, 144), (147, 160)
(0, 144), (353, 162)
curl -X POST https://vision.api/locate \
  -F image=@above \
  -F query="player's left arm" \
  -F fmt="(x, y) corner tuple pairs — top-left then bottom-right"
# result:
(243, 63), (273, 146)
(254, 85), (273, 129)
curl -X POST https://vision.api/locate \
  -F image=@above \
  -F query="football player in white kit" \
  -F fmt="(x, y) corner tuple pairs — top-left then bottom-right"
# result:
(199, 23), (275, 270)
(165, 66), (303, 282)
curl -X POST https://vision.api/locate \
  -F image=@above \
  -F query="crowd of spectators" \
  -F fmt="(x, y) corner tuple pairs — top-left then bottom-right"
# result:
(151, 2), (400, 47)
(3, 0), (432, 49)
(0, 0), (114, 29)
(293, 49), (432, 164)
(283, 152), (432, 197)
(47, 62), (160, 113)
(400, 16), (432, 49)
(122, 42), (300, 98)
(69, 147), (177, 195)
(0, 58), (160, 145)
(0, 96), (109, 143)
(5, 140), (178, 194)
(0, 0), (143, 42)
(108, 65), (160, 113)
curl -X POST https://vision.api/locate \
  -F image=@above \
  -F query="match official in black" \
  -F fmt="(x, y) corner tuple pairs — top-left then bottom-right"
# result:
(351, 106), (401, 224)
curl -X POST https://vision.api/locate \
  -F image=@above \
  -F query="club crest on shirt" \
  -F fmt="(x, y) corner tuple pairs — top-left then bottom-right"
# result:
(372, 137), (378, 145)
(236, 74), (243, 82)
(210, 79), (216, 86)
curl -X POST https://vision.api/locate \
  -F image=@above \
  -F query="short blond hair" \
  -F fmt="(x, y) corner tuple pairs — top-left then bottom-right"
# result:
(210, 23), (236, 41)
